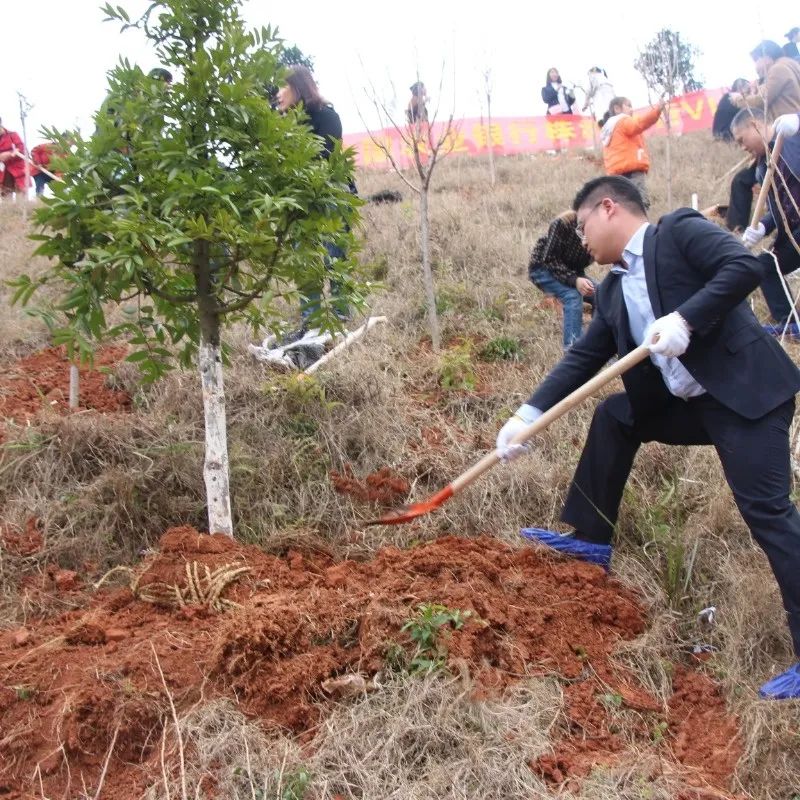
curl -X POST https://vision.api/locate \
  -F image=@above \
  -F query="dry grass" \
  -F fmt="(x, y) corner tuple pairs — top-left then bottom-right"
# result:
(309, 672), (561, 799)
(2, 132), (800, 798)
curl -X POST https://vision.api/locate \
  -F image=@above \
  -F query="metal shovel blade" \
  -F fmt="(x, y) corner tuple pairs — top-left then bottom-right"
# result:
(366, 486), (454, 526)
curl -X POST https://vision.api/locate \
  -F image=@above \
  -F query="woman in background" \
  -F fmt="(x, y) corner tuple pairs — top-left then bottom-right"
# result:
(582, 67), (615, 121)
(277, 66), (356, 333)
(599, 96), (666, 207)
(541, 68), (576, 115)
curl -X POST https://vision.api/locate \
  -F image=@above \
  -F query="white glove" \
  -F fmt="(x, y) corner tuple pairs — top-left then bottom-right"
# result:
(742, 223), (766, 247)
(496, 403), (542, 462)
(773, 113), (800, 139)
(645, 312), (690, 358)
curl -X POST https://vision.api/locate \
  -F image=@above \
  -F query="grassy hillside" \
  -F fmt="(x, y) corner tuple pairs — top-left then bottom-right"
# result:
(0, 132), (799, 798)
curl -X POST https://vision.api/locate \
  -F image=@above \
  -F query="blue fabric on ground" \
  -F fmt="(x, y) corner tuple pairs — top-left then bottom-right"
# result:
(762, 322), (800, 338)
(758, 662), (800, 699)
(520, 527), (612, 571)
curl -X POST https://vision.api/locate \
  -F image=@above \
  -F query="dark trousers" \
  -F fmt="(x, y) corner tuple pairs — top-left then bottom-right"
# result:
(562, 392), (800, 656)
(758, 228), (800, 324)
(726, 163), (757, 232)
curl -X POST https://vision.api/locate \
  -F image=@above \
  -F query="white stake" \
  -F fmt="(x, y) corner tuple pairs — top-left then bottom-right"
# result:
(68, 364), (79, 409)
(303, 316), (387, 375)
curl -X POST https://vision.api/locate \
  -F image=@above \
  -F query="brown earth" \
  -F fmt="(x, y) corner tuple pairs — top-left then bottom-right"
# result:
(0, 527), (742, 799)
(330, 464), (411, 506)
(0, 345), (131, 436)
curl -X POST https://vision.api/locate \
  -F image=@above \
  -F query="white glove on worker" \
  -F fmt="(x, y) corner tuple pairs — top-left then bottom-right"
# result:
(742, 223), (766, 247)
(773, 113), (800, 139)
(645, 312), (691, 358)
(496, 403), (542, 462)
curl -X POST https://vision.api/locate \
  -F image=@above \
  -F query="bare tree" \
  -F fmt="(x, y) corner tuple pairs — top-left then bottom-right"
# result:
(635, 29), (703, 208)
(481, 66), (496, 188)
(360, 68), (458, 351)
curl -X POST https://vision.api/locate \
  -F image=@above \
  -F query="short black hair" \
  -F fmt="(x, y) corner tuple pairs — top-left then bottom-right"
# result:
(750, 40), (783, 61)
(730, 106), (765, 132)
(572, 176), (647, 216)
(149, 67), (173, 83)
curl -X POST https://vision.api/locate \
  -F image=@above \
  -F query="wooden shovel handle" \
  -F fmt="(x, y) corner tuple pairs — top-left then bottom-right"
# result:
(449, 343), (652, 494)
(751, 132), (785, 227)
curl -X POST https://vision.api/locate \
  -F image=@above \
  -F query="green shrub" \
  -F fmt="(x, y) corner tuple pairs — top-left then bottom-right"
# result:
(480, 336), (522, 362)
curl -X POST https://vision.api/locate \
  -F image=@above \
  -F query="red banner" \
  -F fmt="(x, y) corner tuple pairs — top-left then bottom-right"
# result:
(344, 88), (724, 170)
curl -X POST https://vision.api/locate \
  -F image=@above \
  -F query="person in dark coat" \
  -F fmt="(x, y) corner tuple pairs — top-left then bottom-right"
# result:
(277, 65), (356, 332)
(736, 108), (800, 328)
(712, 78), (750, 141)
(407, 81), (428, 124)
(785, 27), (800, 60)
(541, 68), (576, 115)
(496, 175), (800, 700)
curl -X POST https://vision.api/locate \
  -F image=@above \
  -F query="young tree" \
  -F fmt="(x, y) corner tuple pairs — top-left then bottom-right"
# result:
(481, 66), (496, 188)
(12, 0), (364, 537)
(362, 70), (457, 351)
(634, 29), (703, 208)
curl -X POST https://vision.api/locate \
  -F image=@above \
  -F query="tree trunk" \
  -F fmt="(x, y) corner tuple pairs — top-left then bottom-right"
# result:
(198, 338), (232, 536)
(419, 188), (440, 351)
(195, 239), (233, 537)
(69, 364), (79, 409)
(486, 92), (496, 187)
(665, 117), (673, 209)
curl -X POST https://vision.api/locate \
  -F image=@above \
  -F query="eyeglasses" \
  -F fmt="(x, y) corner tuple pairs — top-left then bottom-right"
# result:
(576, 200), (604, 241)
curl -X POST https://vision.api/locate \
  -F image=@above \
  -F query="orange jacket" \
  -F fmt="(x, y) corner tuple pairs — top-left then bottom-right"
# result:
(600, 105), (662, 175)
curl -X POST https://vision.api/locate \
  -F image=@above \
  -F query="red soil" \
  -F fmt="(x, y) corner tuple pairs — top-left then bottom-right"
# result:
(0, 527), (742, 799)
(330, 464), (410, 506)
(0, 517), (44, 557)
(0, 345), (131, 434)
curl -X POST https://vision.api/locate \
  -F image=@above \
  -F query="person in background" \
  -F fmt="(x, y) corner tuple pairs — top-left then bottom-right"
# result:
(542, 68), (576, 115)
(496, 175), (800, 701)
(784, 28), (800, 61)
(714, 79), (759, 233)
(713, 78), (751, 142)
(599, 97), (666, 208)
(407, 82), (428, 124)
(582, 67), (615, 122)
(730, 40), (800, 123)
(277, 65), (356, 336)
(0, 118), (30, 199)
(31, 142), (60, 196)
(735, 109), (800, 331)
(528, 211), (596, 350)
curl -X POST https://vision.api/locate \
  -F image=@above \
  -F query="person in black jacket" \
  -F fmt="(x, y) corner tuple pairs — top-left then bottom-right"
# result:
(541, 68), (576, 115)
(785, 27), (800, 60)
(712, 78), (750, 141)
(497, 175), (800, 700)
(277, 66), (355, 332)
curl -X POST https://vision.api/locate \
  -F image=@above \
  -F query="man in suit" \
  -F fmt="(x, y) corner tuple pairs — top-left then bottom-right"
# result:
(496, 175), (800, 699)
(737, 109), (800, 328)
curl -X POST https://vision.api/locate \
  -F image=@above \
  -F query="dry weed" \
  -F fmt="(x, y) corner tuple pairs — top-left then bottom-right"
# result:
(309, 671), (562, 799)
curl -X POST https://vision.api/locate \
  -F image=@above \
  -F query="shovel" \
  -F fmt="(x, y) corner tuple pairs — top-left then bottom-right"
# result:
(368, 342), (652, 525)
(750, 131), (784, 226)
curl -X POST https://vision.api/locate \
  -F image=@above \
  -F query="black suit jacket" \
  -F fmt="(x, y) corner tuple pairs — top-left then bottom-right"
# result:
(528, 209), (800, 421)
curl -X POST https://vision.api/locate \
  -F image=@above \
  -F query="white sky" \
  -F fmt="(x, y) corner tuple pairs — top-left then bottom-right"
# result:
(1, 1), (797, 145)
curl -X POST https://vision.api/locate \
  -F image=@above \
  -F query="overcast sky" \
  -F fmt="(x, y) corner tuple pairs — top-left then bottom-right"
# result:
(1, 1), (797, 146)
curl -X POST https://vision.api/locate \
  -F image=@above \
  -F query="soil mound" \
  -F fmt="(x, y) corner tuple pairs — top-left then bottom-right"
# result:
(0, 528), (742, 798)
(0, 345), (130, 435)
(330, 464), (410, 505)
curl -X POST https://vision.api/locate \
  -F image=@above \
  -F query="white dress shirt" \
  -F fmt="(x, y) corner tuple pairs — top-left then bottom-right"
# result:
(612, 223), (705, 400)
